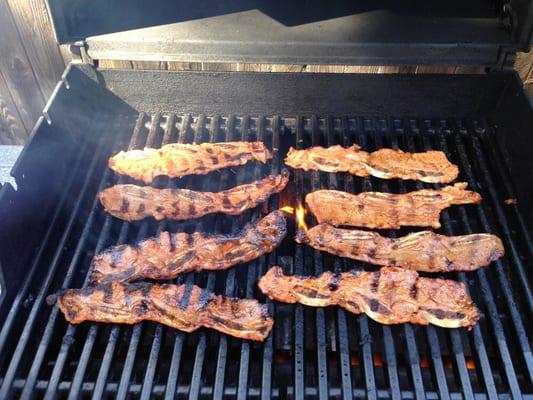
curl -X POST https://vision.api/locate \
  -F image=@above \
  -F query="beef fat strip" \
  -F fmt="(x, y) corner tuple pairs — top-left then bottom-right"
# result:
(306, 182), (481, 229)
(91, 210), (287, 284)
(99, 170), (289, 221)
(285, 145), (459, 183)
(296, 224), (504, 272)
(48, 281), (273, 341)
(258, 266), (479, 329)
(109, 141), (272, 184)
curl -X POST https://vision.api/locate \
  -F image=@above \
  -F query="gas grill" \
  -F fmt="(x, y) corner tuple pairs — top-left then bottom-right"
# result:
(1, 1), (533, 399)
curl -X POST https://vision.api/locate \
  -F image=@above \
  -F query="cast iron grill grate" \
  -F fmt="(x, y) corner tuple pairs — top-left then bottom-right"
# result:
(0, 113), (531, 399)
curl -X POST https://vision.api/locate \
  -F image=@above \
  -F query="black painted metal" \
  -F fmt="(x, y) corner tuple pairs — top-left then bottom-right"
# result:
(46, 0), (533, 67)
(0, 66), (532, 399)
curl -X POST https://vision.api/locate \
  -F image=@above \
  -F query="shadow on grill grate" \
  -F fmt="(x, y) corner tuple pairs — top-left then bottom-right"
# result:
(0, 114), (531, 399)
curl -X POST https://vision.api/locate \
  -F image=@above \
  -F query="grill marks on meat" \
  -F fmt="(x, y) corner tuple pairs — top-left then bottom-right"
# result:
(306, 183), (481, 229)
(285, 145), (459, 183)
(99, 170), (289, 221)
(258, 266), (480, 329)
(296, 224), (504, 272)
(109, 141), (272, 183)
(90, 211), (287, 284)
(48, 281), (273, 341)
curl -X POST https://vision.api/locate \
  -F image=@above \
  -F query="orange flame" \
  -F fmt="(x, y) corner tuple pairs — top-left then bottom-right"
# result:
(279, 206), (294, 214)
(279, 204), (308, 231)
(295, 203), (308, 231)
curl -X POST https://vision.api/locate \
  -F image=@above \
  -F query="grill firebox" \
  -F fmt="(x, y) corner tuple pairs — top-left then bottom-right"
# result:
(0, 105), (531, 398)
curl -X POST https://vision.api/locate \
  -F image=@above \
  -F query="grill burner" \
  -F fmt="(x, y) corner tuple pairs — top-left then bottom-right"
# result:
(0, 113), (532, 399)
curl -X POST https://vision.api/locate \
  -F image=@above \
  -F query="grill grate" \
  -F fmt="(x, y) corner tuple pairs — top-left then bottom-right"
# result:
(0, 114), (532, 399)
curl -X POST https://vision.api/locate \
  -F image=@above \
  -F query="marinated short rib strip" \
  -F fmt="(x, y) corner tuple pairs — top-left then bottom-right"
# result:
(48, 281), (273, 341)
(99, 170), (290, 221)
(306, 183), (481, 229)
(296, 224), (504, 272)
(90, 210), (287, 284)
(285, 145), (459, 183)
(258, 266), (479, 329)
(109, 141), (272, 184)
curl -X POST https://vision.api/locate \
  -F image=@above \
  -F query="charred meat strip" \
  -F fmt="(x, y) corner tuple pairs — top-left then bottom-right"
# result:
(258, 266), (479, 329)
(285, 145), (459, 183)
(109, 141), (272, 184)
(296, 224), (504, 272)
(99, 170), (289, 221)
(306, 183), (481, 229)
(48, 281), (273, 341)
(90, 210), (287, 284)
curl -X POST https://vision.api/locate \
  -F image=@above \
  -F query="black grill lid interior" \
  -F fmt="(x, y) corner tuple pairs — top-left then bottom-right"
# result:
(47, 0), (533, 67)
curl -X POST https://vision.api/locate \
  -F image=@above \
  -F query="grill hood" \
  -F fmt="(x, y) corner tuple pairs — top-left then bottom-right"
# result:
(47, 0), (533, 68)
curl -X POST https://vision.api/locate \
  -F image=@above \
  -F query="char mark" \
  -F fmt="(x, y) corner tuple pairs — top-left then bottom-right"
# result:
(370, 270), (380, 293)
(328, 273), (341, 291)
(225, 248), (253, 260)
(410, 283), (418, 299)
(222, 196), (232, 208)
(168, 250), (195, 271)
(415, 169), (441, 177)
(169, 233), (177, 252)
(101, 283), (114, 303)
(346, 300), (362, 313)
(111, 249), (124, 268)
(171, 201), (180, 215)
(134, 300), (149, 316)
(424, 307), (466, 320)
(294, 286), (331, 299)
(209, 315), (253, 331)
(120, 198), (130, 213)
(137, 203), (145, 213)
(313, 157), (340, 168)
(224, 154), (244, 162)
(371, 166), (391, 173)
(367, 297), (391, 315)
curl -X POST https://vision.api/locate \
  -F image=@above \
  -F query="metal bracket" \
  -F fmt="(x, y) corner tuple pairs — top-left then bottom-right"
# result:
(494, 47), (517, 70)
(491, 2), (521, 71)
(501, 3), (518, 37)
(74, 40), (94, 65)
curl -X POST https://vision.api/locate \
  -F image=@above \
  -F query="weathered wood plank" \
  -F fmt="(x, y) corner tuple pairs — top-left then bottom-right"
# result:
(343, 66), (376, 73)
(167, 62), (203, 71)
(59, 44), (74, 65)
(414, 66), (456, 74)
(515, 52), (533, 82)
(0, 70), (26, 145)
(0, 1), (44, 133)
(453, 66), (486, 74)
(132, 60), (167, 70)
(201, 62), (239, 71)
(7, 0), (65, 98)
(304, 64), (345, 73)
(98, 59), (134, 69)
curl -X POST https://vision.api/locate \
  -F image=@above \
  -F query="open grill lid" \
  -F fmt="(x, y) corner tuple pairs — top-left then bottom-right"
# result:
(47, 0), (533, 68)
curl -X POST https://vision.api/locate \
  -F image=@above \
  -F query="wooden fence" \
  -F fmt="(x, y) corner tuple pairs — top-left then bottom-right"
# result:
(0, 0), (532, 145)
